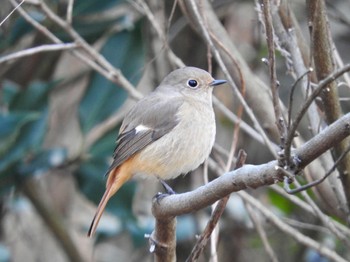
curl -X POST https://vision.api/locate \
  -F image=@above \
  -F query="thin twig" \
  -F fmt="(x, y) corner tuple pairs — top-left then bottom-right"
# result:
(0, 0), (25, 27)
(271, 184), (350, 237)
(0, 43), (78, 64)
(286, 143), (350, 194)
(186, 150), (247, 262)
(245, 204), (279, 262)
(186, 0), (277, 158)
(9, 0), (132, 97)
(37, 0), (142, 99)
(261, 0), (287, 145)
(287, 68), (313, 130)
(285, 63), (350, 163)
(293, 179), (350, 249)
(11, 0), (143, 99)
(238, 191), (347, 262)
(132, 0), (185, 68)
(66, 0), (74, 24)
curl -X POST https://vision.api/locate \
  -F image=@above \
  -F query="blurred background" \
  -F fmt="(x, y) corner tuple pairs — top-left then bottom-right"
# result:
(1, 0), (350, 261)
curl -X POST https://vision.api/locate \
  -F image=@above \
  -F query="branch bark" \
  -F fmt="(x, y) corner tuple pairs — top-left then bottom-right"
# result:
(308, 0), (350, 212)
(152, 112), (350, 222)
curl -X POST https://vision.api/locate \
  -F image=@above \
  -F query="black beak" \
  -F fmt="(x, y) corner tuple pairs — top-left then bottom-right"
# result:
(210, 79), (227, 86)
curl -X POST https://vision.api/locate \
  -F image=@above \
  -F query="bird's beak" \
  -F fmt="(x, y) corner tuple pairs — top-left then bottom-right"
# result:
(209, 79), (227, 86)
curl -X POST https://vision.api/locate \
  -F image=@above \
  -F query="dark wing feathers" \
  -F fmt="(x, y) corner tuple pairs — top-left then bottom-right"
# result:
(105, 94), (183, 176)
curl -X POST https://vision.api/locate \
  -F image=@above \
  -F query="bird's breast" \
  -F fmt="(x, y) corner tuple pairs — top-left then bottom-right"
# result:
(134, 101), (216, 179)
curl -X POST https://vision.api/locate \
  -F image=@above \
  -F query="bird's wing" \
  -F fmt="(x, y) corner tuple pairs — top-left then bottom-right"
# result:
(105, 94), (183, 176)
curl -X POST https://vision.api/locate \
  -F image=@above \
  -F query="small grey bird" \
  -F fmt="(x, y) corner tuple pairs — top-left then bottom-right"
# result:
(88, 67), (226, 237)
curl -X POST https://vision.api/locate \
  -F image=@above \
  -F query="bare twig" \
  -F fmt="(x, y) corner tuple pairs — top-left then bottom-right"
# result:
(308, 0), (350, 211)
(66, 0), (74, 24)
(184, 0), (278, 158)
(285, 63), (350, 165)
(10, 0), (142, 99)
(271, 184), (350, 238)
(186, 150), (247, 262)
(293, 179), (350, 249)
(260, 0), (287, 145)
(287, 68), (313, 129)
(286, 143), (350, 194)
(0, 43), (78, 64)
(245, 204), (279, 262)
(238, 191), (347, 262)
(132, 0), (185, 68)
(0, 0), (25, 27)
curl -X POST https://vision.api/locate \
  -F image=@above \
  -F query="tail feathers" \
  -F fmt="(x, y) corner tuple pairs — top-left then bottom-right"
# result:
(87, 167), (133, 237)
(87, 185), (113, 237)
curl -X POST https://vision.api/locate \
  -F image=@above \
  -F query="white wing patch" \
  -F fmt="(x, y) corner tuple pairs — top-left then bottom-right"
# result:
(135, 124), (151, 134)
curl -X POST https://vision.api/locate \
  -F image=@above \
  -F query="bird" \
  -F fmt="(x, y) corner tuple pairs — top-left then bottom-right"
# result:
(87, 66), (226, 237)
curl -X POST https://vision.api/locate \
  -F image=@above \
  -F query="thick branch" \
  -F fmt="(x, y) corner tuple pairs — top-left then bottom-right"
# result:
(308, 0), (350, 210)
(151, 217), (177, 262)
(152, 112), (350, 218)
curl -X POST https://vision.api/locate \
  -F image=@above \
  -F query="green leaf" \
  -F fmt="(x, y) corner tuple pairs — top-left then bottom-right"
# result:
(79, 23), (145, 133)
(267, 187), (295, 215)
(73, 0), (125, 15)
(0, 80), (54, 194)
(9, 81), (56, 111)
(18, 148), (67, 176)
(1, 81), (20, 105)
(0, 109), (48, 174)
(0, 11), (45, 49)
(0, 113), (40, 157)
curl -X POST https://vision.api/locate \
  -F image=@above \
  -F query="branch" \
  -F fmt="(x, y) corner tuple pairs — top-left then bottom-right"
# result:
(181, 0), (278, 157)
(152, 112), (350, 218)
(10, 0), (143, 100)
(308, 0), (350, 211)
(0, 43), (78, 65)
(20, 178), (83, 262)
(186, 150), (247, 261)
(151, 112), (350, 261)
(238, 191), (347, 262)
(260, 0), (287, 145)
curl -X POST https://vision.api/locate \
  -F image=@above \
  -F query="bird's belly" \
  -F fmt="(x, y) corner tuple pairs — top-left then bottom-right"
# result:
(134, 107), (215, 179)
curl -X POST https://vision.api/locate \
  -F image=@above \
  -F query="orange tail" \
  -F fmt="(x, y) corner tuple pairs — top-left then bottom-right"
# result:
(87, 167), (132, 237)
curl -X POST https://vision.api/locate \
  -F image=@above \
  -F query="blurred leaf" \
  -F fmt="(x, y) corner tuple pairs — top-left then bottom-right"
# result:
(0, 113), (39, 156)
(176, 215), (197, 241)
(73, 0), (125, 15)
(268, 188), (295, 215)
(76, 126), (117, 193)
(79, 23), (145, 133)
(0, 11), (45, 49)
(0, 109), (49, 194)
(0, 80), (57, 194)
(0, 244), (10, 262)
(18, 148), (67, 176)
(1, 81), (20, 105)
(9, 81), (57, 111)
(77, 126), (136, 216)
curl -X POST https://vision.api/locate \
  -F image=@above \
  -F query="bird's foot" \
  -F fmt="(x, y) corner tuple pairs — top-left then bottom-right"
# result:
(159, 179), (176, 195)
(154, 179), (176, 203)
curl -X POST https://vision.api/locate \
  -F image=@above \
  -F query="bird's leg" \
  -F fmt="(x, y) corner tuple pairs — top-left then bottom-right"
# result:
(159, 179), (176, 195)
(155, 178), (176, 202)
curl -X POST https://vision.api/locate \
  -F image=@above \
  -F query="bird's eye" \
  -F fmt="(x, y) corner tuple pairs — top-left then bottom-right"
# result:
(187, 79), (198, 88)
